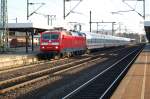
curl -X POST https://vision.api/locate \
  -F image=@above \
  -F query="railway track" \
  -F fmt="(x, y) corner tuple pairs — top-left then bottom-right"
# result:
(0, 45), (134, 99)
(62, 44), (145, 99)
(0, 46), (125, 81)
(0, 58), (77, 81)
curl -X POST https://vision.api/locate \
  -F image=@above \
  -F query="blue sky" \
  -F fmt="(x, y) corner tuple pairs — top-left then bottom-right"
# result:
(8, 0), (149, 34)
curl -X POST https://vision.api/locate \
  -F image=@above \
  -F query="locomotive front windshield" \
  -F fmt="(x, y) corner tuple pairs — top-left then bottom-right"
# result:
(42, 33), (59, 40)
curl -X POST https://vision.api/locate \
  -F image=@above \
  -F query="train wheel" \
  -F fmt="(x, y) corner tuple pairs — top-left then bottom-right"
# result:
(78, 51), (82, 55)
(86, 49), (90, 54)
(61, 53), (66, 58)
(54, 54), (60, 59)
(60, 53), (64, 58)
(81, 50), (85, 55)
(74, 51), (78, 56)
(72, 51), (77, 56)
(66, 52), (71, 58)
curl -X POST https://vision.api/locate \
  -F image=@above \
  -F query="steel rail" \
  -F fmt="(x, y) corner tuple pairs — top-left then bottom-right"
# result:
(100, 46), (144, 99)
(0, 55), (106, 94)
(0, 46), (129, 95)
(62, 46), (142, 99)
(0, 57), (91, 88)
(0, 46), (126, 74)
(0, 58), (68, 74)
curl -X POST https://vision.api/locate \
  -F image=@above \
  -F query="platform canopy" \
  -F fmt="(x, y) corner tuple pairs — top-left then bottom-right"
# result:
(144, 21), (150, 42)
(7, 23), (52, 33)
(6, 23), (53, 53)
(144, 21), (150, 26)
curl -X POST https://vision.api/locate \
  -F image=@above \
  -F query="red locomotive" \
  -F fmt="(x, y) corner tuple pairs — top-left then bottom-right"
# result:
(40, 30), (86, 58)
(40, 29), (131, 59)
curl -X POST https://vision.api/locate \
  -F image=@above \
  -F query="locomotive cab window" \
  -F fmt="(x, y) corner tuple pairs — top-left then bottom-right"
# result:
(42, 33), (59, 40)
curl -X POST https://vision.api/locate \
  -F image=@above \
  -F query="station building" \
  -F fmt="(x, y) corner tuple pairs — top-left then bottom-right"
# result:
(6, 23), (52, 53)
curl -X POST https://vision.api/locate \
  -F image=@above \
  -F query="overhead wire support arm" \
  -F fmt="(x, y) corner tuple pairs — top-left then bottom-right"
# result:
(122, 0), (145, 19)
(65, 0), (82, 18)
(63, 0), (82, 19)
(111, 9), (135, 15)
(122, 1), (141, 14)
(27, 0), (45, 20)
(28, 4), (44, 18)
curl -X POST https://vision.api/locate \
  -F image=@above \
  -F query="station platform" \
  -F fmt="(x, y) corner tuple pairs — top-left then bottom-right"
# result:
(0, 46), (40, 70)
(111, 43), (150, 99)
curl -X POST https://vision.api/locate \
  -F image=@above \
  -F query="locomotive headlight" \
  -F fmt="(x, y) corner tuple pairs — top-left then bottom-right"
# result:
(55, 46), (59, 49)
(41, 42), (48, 45)
(51, 42), (59, 45)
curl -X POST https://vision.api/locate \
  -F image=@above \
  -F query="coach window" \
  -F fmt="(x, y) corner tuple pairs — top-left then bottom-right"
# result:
(88, 39), (90, 43)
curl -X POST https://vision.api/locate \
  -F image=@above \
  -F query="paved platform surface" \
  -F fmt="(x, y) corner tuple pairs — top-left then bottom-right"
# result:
(0, 46), (40, 69)
(111, 43), (150, 99)
(0, 46), (40, 55)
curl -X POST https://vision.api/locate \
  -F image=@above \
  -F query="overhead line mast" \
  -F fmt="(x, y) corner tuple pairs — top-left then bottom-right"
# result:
(89, 11), (116, 35)
(0, 0), (8, 51)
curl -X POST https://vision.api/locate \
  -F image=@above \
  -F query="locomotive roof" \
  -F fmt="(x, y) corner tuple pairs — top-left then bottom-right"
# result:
(42, 30), (85, 37)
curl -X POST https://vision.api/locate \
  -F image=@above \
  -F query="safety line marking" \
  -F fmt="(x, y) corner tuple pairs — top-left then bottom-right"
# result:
(141, 52), (148, 99)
